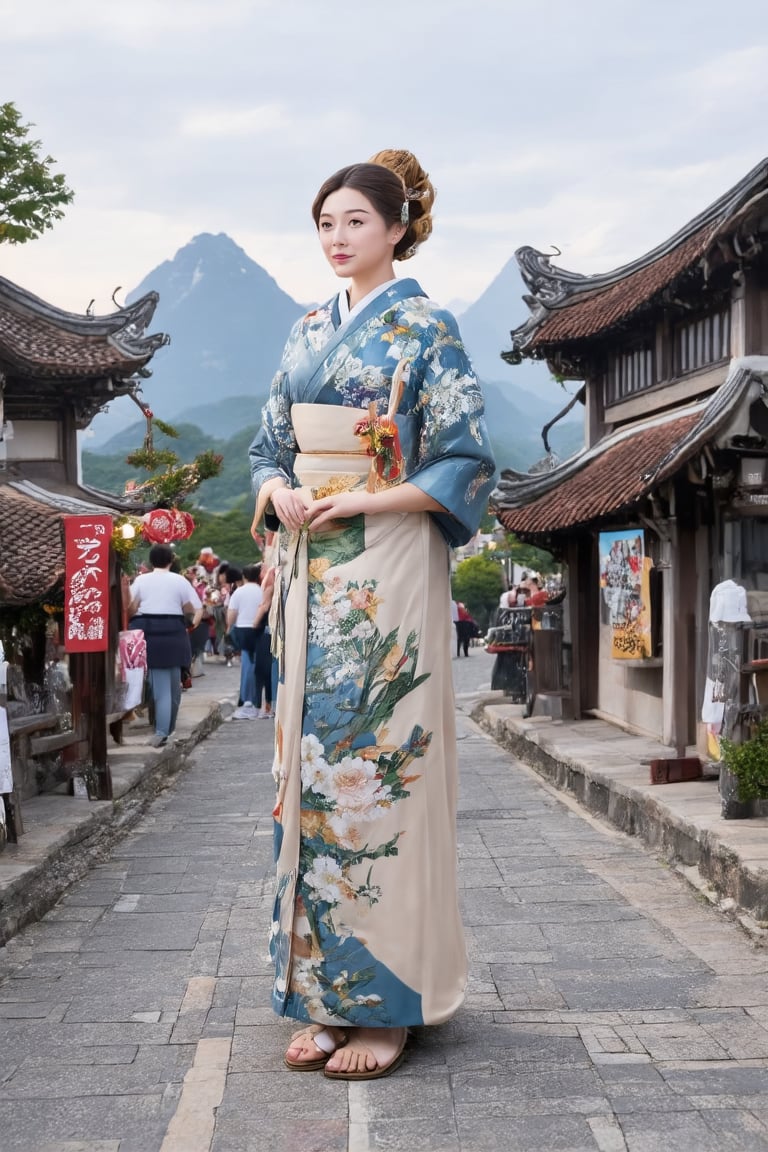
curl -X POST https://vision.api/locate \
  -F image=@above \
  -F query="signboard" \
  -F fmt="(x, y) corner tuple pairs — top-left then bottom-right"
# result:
(64, 515), (112, 652)
(599, 529), (653, 659)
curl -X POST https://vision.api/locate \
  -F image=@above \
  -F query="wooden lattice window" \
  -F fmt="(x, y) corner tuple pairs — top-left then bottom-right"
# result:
(673, 306), (730, 376)
(602, 343), (655, 407)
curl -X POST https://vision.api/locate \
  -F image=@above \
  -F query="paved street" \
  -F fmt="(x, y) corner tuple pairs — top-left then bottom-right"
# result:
(1, 651), (768, 1151)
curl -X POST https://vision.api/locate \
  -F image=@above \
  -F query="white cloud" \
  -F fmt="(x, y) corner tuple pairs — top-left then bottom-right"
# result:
(2, 0), (768, 315)
(0, 0), (258, 41)
(180, 104), (291, 138)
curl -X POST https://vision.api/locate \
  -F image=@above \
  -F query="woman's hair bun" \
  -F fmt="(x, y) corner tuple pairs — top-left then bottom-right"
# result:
(369, 149), (435, 261)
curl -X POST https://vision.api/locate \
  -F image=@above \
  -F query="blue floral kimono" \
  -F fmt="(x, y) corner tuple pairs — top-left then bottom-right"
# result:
(249, 277), (495, 1028)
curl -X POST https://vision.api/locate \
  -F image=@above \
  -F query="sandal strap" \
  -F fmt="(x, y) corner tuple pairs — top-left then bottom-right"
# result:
(290, 1024), (347, 1055)
(313, 1028), (341, 1054)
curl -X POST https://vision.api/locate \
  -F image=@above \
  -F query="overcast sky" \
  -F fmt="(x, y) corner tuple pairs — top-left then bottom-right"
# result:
(2, 0), (767, 317)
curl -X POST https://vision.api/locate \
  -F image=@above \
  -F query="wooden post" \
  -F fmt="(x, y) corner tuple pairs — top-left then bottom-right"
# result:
(661, 492), (689, 755)
(565, 536), (582, 719)
(88, 651), (112, 801)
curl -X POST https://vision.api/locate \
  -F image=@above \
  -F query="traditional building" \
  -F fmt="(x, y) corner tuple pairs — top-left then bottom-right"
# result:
(492, 158), (768, 777)
(0, 275), (166, 838)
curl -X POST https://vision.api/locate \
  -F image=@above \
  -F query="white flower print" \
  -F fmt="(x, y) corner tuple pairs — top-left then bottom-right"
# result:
(303, 855), (345, 904)
(300, 736), (333, 794)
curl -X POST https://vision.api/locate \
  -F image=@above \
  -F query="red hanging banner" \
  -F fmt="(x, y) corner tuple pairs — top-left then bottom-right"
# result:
(63, 515), (113, 652)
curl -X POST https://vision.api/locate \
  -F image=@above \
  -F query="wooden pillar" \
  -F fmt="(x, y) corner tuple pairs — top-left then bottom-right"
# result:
(662, 483), (694, 753)
(70, 650), (112, 801)
(565, 536), (582, 718)
(566, 531), (599, 719)
(87, 651), (112, 800)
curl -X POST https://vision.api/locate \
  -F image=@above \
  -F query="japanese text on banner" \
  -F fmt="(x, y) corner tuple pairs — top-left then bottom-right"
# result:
(64, 515), (112, 652)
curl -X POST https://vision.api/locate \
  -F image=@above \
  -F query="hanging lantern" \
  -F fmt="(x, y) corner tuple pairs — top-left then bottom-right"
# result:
(172, 509), (196, 540)
(142, 508), (197, 544)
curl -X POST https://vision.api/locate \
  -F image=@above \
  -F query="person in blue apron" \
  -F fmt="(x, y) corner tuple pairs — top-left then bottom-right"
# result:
(128, 544), (203, 747)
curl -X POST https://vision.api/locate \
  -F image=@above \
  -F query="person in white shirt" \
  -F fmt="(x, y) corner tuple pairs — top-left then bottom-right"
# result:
(227, 564), (269, 718)
(127, 544), (202, 747)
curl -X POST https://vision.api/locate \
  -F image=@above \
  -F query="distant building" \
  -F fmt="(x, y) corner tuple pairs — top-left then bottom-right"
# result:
(492, 159), (768, 784)
(0, 275), (166, 836)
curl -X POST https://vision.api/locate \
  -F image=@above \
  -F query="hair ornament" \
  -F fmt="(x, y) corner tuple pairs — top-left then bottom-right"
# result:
(405, 187), (427, 200)
(402, 242), (420, 259)
(400, 201), (409, 226)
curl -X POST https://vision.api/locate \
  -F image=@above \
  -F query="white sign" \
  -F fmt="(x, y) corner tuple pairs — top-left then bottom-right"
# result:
(0, 706), (13, 794)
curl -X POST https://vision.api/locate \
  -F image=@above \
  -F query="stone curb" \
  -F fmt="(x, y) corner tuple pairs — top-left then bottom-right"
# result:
(472, 698), (768, 927)
(0, 695), (231, 947)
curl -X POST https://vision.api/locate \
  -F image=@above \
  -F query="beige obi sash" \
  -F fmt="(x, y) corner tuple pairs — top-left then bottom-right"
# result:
(292, 403), (370, 495)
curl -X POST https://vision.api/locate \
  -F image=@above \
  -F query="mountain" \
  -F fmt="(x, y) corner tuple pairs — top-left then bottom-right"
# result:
(82, 234), (584, 484)
(456, 257), (574, 413)
(84, 233), (305, 446)
(127, 231), (305, 407)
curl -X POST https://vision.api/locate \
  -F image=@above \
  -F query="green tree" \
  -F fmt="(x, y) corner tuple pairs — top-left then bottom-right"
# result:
(0, 102), (74, 244)
(451, 553), (504, 632)
(505, 533), (557, 576)
(172, 499), (261, 571)
(123, 408), (223, 506)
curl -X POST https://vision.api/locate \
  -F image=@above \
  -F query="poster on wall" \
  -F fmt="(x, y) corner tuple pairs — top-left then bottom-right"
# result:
(63, 515), (112, 652)
(599, 529), (653, 659)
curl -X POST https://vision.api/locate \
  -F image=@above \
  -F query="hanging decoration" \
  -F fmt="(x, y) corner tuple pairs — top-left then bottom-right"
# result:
(142, 508), (196, 544)
(63, 515), (112, 653)
(123, 397), (223, 507)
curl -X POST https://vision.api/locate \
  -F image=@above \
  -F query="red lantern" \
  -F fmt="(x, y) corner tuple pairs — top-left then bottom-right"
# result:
(172, 509), (195, 540)
(142, 509), (176, 544)
(142, 509), (196, 544)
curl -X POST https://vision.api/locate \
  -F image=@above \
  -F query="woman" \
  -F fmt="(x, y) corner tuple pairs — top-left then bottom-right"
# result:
(249, 150), (495, 1080)
(127, 544), (203, 747)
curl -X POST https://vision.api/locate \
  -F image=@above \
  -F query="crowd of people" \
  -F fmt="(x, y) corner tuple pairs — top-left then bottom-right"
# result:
(125, 549), (276, 746)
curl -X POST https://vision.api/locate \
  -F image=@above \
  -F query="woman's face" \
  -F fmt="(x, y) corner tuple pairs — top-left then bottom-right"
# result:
(318, 187), (404, 284)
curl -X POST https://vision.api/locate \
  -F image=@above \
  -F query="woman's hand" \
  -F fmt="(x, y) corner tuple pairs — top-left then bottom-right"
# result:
(305, 491), (374, 532)
(271, 486), (312, 533)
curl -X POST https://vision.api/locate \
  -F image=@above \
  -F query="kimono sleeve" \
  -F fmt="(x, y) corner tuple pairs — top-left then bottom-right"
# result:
(407, 312), (496, 547)
(248, 320), (302, 524)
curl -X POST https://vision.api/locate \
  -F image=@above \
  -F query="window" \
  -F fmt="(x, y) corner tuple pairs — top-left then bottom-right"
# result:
(673, 306), (730, 376)
(602, 343), (655, 407)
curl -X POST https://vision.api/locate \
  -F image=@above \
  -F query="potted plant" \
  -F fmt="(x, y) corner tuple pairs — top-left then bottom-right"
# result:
(720, 718), (768, 803)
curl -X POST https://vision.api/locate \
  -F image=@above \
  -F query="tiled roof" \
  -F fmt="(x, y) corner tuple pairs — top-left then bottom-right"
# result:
(0, 276), (168, 381)
(496, 413), (701, 535)
(492, 352), (763, 537)
(0, 481), (130, 605)
(0, 486), (65, 604)
(508, 158), (768, 356)
(530, 228), (712, 347)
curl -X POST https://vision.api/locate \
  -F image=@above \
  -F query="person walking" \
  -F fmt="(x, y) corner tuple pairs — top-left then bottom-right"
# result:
(248, 149), (495, 1079)
(455, 601), (475, 658)
(127, 544), (202, 747)
(227, 564), (264, 719)
(253, 563), (275, 719)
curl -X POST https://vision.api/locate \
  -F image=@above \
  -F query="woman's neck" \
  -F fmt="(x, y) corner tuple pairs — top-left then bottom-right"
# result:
(347, 266), (396, 309)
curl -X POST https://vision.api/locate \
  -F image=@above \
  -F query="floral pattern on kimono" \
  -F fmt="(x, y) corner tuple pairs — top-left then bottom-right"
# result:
(269, 521), (431, 1024)
(249, 278), (496, 547)
(251, 277), (496, 1028)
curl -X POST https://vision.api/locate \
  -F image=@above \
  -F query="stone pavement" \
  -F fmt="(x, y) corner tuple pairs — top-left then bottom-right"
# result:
(472, 688), (768, 928)
(0, 657), (241, 946)
(0, 651), (767, 1150)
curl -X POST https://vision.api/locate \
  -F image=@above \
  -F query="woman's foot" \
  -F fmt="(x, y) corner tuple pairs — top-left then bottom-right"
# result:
(324, 1027), (407, 1080)
(284, 1025), (348, 1071)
